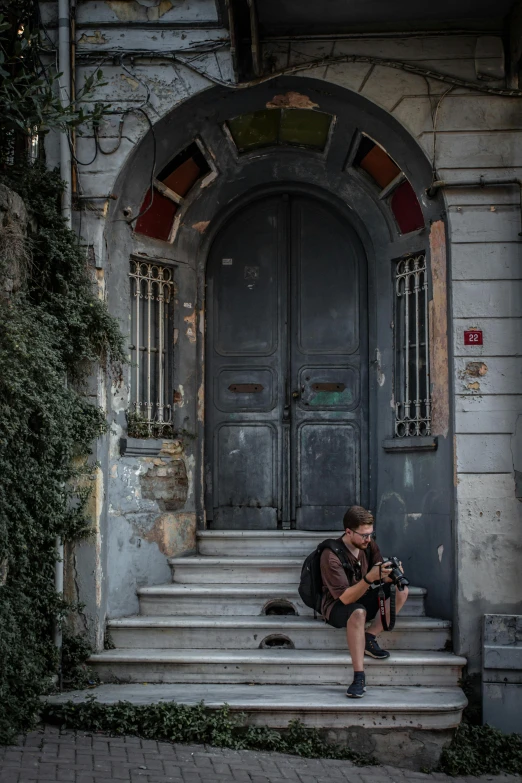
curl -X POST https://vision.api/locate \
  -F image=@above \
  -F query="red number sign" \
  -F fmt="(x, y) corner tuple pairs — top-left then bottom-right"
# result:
(464, 330), (483, 345)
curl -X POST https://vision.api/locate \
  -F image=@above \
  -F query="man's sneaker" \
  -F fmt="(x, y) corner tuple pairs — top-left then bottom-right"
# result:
(346, 673), (366, 698)
(364, 632), (390, 659)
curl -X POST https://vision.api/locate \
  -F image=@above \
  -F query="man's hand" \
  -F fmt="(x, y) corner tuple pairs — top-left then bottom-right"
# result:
(366, 561), (392, 583)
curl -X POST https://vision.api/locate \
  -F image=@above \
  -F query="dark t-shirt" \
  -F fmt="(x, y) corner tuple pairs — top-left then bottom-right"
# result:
(319, 538), (383, 620)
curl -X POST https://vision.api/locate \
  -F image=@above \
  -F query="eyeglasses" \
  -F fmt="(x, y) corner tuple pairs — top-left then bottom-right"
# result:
(348, 529), (375, 541)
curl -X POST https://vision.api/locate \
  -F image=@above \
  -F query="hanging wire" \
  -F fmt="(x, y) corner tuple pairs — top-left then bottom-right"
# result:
(164, 50), (522, 98)
(130, 108), (156, 223)
(70, 132), (99, 166)
(95, 115), (127, 155)
(116, 107), (157, 224)
(119, 55), (152, 109)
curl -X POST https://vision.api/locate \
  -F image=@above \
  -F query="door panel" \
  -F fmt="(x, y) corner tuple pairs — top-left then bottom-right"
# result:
(298, 366), (360, 410)
(296, 200), (359, 355)
(214, 200), (281, 357)
(290, 197), (367, 530)
(206, 197), (285, 530)
(214, 368), (276, 412)
(206, 193), (367, 530)
(296, 422), (360, 529)
(214, 423), (278, 529)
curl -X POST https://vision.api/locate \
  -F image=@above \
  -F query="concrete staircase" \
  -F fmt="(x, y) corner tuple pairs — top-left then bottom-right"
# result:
(78, 530), (466, 742)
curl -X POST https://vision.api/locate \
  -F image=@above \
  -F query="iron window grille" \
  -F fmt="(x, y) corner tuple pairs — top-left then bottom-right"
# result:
(129, 259), (175, 438)
(394, 252), (431, 437)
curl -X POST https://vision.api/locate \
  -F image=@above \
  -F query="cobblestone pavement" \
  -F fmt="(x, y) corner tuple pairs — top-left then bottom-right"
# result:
(0, 726), (519, 783)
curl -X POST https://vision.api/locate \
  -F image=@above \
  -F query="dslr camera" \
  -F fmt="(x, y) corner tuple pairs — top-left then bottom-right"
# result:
(382, 556), (410, 591)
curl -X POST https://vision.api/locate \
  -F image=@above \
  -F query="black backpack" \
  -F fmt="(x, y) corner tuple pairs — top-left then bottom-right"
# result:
(298, 538), (356, 617)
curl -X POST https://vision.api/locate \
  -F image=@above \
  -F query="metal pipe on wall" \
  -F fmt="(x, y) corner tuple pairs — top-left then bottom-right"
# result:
(427, 177), (522, 235)
(58, 0), (72, 227)
(55, 0), (72, 683)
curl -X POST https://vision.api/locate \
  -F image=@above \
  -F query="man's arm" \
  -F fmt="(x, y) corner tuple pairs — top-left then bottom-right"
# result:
(338, 579), (371, 605)
(338, 561), (394, 605)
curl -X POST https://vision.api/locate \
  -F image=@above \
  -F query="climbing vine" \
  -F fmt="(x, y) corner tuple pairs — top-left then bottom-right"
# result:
(0, 0), (122, 743)
(0, 162), (124, 745)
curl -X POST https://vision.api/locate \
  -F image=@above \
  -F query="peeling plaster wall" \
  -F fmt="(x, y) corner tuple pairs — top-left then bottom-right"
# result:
(42, 0), (522, 662)
(106, 446), (195, 617)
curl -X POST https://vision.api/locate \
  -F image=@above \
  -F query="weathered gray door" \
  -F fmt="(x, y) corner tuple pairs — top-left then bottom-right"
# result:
(205, 194), (367, 530)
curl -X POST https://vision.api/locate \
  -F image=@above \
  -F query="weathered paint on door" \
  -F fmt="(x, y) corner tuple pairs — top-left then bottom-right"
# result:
(205, 194), (368, 530)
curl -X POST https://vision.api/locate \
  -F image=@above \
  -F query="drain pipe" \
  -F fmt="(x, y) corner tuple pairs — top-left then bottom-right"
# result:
(58, 0), (72, 227)
(54, 0), (72, 687)
(427, 176), (522, 236)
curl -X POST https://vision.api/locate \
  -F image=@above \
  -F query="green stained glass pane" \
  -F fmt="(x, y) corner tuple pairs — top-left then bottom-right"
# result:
(227, 109), (280, 152)
(279, 109), (332, 149)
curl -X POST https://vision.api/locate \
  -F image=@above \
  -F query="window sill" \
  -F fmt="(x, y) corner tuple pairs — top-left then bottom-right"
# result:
(382, 436), (438, 453)
(120, 437), (172, 457)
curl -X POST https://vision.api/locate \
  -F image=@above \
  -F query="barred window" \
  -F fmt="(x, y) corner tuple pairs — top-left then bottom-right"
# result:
(394, 253), (431, 437)
(129, 259), (175, 438)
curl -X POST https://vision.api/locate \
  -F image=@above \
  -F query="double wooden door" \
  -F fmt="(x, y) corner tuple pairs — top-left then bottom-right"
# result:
(205, 193), (368, 530)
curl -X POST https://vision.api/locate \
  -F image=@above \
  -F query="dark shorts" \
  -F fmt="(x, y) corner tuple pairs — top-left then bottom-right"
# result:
(327, 583), (392, 628)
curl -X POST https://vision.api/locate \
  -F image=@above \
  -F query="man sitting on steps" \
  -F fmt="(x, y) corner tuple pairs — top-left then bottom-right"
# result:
(320, 505), (409, 699)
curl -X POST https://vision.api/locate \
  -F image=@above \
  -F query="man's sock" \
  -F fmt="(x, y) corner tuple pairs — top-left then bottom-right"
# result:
(353, 670), (365, 679)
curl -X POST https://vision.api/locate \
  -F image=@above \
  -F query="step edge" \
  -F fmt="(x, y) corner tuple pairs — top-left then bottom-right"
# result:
(88, 650), (467, 665)
(168, 558), (304, 565)
(138, 584), (427, 595)
(46, 696), (468, 713)
(108, 616), (451, 629)
(197, 531), (341, 537)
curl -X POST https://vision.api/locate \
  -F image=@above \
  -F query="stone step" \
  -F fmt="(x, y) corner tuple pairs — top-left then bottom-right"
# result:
(46, 682), (467, 732)
(138, 583), (426, 617)
(168, 557), (303, 584)
(197, 530), (341, 558)
(109, 614), (450, 651)
(88, 648), (465, 686)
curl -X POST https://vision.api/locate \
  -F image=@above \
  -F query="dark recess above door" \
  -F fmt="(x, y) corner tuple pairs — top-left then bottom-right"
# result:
(217, 0), (517, 35)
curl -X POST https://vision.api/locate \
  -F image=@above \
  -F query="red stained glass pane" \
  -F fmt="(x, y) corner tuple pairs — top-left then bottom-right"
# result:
(135, 188), (178, 241)
(390, 181), (424, 234)
(158, 142), (210, 197)
(162, 157), (202, 197)
(359, 144), (401, 188)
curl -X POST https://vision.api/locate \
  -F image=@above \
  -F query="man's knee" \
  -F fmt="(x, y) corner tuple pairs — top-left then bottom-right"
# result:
(347, 607), (366, 626)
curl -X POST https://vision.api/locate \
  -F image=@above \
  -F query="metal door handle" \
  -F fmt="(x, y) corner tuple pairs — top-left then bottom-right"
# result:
(292, 390), (300, 399)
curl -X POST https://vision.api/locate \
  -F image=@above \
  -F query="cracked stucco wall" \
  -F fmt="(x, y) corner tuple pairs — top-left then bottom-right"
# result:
(106, 442), (195, 617)
(41, 0), (522, 660)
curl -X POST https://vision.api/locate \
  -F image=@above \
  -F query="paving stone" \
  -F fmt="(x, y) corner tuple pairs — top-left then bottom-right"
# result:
(230, 772), (252, 782)
(3, 730), (522, 783)
(0, 772), (20, 783)
(209, 763), (231, 775)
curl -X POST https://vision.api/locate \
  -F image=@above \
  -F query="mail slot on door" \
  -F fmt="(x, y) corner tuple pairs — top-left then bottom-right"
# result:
(311, 382), (346, 392)
(228, 383), (264, 393)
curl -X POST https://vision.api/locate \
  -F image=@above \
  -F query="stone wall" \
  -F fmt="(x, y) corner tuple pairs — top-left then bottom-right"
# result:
(0, 183), (29, 300)
(41, 0), (522, 665)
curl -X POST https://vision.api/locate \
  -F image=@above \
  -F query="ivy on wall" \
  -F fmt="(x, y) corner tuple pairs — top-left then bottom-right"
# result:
(0, 164), (124, 745)
(0, 0), (123, 744)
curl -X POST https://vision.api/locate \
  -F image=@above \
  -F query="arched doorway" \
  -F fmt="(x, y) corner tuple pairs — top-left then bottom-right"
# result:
(106, 75), (453, 618)
(205, 191), (368, 530)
